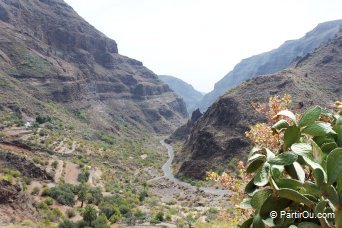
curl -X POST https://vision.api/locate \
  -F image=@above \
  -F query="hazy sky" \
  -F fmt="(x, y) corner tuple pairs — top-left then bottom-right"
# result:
(64, 0), (342, 92)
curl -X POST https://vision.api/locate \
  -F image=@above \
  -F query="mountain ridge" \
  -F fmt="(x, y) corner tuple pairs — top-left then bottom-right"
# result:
(175, 29), (342, 179)
(159, 75), (203, 114)
(0, 0), (188, 135)
(197, 19), (342, 111)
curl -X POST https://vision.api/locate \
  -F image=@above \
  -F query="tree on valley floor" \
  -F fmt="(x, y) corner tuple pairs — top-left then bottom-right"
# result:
(78, 184), (87, 208)
(82, 205), (97, 226)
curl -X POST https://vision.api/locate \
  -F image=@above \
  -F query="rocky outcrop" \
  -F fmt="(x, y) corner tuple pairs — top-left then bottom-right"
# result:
(0, 0), (187, 134)
(176, 31), (342, 179)
(0, 180), (21, 204)
(197, 20), (342, 111)
(167, 109), (203, 143)
(0, 150), (53, 180)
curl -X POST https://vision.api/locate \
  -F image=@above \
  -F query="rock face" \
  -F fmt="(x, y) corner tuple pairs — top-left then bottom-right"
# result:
(176, 30), (342, 179)
(159, 75), (204, 113)
(0, 0), (187, 134)
(0, 180), (21, 204)
(0, 150), (53, 180)
(167, 109), (203, 143)
(197, 20), (342, 111)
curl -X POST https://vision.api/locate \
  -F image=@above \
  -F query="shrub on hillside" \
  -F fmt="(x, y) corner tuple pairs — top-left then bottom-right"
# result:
(46, 184), (76, 206)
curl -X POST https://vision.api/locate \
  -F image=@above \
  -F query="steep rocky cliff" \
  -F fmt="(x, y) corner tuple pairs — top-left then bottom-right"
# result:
(197, 20), (342, 111)
(175, 30), (342, 179)
(0, 0), (187, 135)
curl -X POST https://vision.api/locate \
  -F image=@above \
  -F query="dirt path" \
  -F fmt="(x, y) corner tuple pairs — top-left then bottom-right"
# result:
(88, 168), (103, 188)
(54, 160), (63, 183)
(64, 162), (80, 185)
(2, 127), (32, 140)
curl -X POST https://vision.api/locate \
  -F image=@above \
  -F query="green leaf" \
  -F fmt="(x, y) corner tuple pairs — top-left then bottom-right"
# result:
(284, 126), (300, 148)
(248, 153), (265, 162)
(337, 117), (342, 125)
(254, 163), (270, 187)
(268, 152), (298, 166)
(291, 143), (312, 157)
(311, 139), (325, 164)
(298, 106), (321, 127)
(302, 156), (327, 182)
(259, 195), (292, 220)
(333, 124), (342, 147)
(247, 154), (266, 174)
(303, 182), (320, 197)
(239, 218), (253, 228)
(302, 122), (335, 137)
(276, 178), (302, 190)
(335, 209), (342, 228)
(251, 189), (273, 212)
(298, 222), (321, 228)
(277, 110), (297, 124)
(286, 162), (305, 183)
(337, 175), (342, 203)
(245, 178), (258, 196)
(315, 199), (327, 214)
(321, 142), (338, 154)
(265, 148), (275, 160)
(271, 165), (284, 179)
(239, 197), (252, 209)
(314, 200), (330, 228)
(278, 188), (315, 208)
(249, 146), (262, 157)
(314, 136), (335, 147)
(313, 168), (325, 187)
(326, 148), (342, 184)
(321, 183), (339, 206)
(272, 119), (289, 131)
(252, 214), (265, 228)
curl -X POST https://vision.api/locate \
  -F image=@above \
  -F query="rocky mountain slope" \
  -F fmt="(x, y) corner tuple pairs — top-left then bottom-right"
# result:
(197, 19), (342, 111)
(175, 29), (342, 179)
(0, 0), (187, 136)
(159, 75), (203, 114)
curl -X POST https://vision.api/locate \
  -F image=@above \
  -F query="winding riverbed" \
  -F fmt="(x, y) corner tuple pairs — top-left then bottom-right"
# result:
(160, 140), (229, 196)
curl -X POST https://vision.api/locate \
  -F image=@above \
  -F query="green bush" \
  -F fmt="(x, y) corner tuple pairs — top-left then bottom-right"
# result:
(58, 219), (76, 228)
(139, 191), (148, 202)
(77, 167), (90, 183)
(36, 201), (48, 210)
(51, 160), (58, 169)
(99, 202), (121, 219)
(154, 211), (164, 222)
(35, 114), (51, 124)
(31, 186), (40, 195)
(119, 205), (130, 216)
(91, 214), (109, 228)
(82, 205), (97, 226)
(47, 184), (75, 206)
(44, 197), (54, 206)
(65, 209), (76, 218)
(240, 104), (342, 227)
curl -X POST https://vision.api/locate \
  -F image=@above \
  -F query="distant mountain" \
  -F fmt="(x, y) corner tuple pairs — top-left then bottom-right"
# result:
(197, 19), (342, 111)
(175, 29), (342, 179)
(159, 75), (204, 114)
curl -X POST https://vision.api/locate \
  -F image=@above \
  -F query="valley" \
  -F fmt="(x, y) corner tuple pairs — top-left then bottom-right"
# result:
(0, 0), (341, 227)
